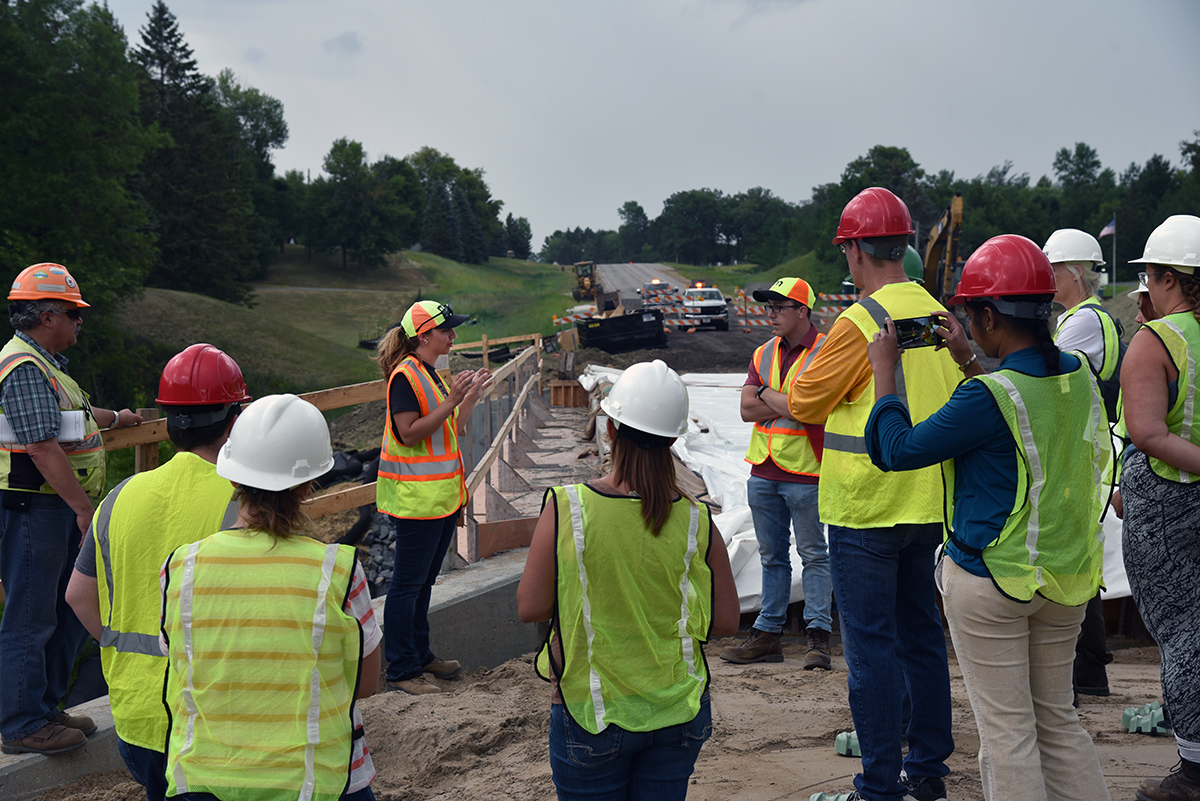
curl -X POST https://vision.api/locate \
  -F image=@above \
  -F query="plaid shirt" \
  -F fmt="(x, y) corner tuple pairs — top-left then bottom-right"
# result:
(0, 331), (71, 445)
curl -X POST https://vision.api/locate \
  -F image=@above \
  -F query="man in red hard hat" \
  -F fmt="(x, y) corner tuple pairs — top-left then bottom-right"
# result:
(0, 263), (142, 756)
(787, 189), (960, 801)
(65, 344), (249, 798)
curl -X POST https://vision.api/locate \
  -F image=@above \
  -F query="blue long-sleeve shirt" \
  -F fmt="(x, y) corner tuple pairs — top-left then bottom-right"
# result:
(865, 347), (1081, 577)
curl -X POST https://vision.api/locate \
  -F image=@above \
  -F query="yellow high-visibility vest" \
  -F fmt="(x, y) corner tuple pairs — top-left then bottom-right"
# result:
(0, 336), (104, 496)
(536, 484), (713, 735)
(1055, 297), (1121, 381)
(377, 356), (467, 520)
(819, 283), (961, 528)
(744, 334), (825, 477)
(1144, 312), (1200, 483)
(162, 531), (362, 801)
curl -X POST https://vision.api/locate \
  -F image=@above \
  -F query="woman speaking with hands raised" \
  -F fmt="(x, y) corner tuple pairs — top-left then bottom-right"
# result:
(376, 300), (492, 695)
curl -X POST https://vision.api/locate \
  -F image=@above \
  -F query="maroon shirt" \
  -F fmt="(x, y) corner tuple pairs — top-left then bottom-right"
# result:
(744, 325), (823, 484)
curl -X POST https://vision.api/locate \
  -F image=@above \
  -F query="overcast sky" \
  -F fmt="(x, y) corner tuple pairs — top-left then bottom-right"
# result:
(101, 0), (1200, 249)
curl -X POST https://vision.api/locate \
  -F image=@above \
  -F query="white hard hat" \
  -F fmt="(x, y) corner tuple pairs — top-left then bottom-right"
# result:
(217, 394), (334, 491)
(1130, 215), (1200, 274)
(600, 360), (689, 439)
(1042, 229), (1105, 268)
(1128, 278), (1150, 298)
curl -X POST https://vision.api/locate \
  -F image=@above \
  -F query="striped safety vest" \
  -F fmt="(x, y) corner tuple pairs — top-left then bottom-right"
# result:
(1144, 312), (1200, 483)
(162, 532), (362, 801)
(818, 282), (962, 528)
(966, 357), (1109, 604)
(0, 335), (105, 496)
(92, 452), (237, 751)
(744, 333), (826, 477)
(377, 356), (467, 520)
(535, 484), (713, 735)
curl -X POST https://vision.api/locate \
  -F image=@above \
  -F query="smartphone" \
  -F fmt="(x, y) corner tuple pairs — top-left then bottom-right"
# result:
(891, 316), (943, 349)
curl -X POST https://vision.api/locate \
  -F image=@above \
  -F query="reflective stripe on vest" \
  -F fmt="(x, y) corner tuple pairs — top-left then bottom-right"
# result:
(1146, 314), (1200, 483)
(535, 484), (712, 735)
(971, 359), (1108, 604)
(818, 283), (962, 528)
(1056, 298), (1120, 381)
(745, 334), (825, 476)
(164, 534), (359, 801)
(0, 336), (105, 495)
(376, 356), (467, 519)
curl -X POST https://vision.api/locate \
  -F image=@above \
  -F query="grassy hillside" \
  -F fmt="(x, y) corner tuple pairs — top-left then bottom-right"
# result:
(667, 251), (843, 295)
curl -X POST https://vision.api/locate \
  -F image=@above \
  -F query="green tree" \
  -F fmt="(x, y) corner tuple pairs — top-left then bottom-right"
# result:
(505, 214), (532, 259)
(617, 201), (650, 260)
(308, 138), (408, 269)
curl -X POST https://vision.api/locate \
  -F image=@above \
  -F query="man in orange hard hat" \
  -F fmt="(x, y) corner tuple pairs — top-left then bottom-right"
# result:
(0, 264), (142, 756)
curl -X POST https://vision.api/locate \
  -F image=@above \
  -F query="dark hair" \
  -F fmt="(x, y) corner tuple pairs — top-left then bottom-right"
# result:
(859, 234), (909, 263)
(375, 325), (418, 378)
(966, 295), (1061, 375)
(232, 482), (311, 541)
(9, 300), (64, 331)
(162, 403), (240, 450)
(1154, 266), (1200, 328)
(610, 424), (683, 536)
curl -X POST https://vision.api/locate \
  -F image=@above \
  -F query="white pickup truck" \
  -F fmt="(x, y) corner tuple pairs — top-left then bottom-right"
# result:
(682, 286), (730, 331)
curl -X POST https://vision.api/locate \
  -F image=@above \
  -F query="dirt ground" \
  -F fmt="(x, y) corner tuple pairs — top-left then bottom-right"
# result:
(36, 636), (1176, 801)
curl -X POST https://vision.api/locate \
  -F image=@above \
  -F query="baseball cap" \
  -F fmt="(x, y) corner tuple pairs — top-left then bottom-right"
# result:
(752, 277), (815, 307)
(401, 300), (470, 338)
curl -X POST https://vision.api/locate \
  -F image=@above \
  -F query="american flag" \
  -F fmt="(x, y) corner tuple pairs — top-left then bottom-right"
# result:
(1098, 217), (1116, 238)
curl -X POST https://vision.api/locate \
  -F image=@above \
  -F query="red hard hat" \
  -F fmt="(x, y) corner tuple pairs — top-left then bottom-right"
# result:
(948, 235), (1057, 306)
(831, 187), (915, 245)
(157, 344), (251, 406)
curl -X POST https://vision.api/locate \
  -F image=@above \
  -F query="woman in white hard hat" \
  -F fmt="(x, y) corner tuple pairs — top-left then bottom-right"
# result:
(375, 300), (491, 695)
(517, 360), (739, 801)
(1119, 215), (1200, 801)
(159, 394), (381, 801)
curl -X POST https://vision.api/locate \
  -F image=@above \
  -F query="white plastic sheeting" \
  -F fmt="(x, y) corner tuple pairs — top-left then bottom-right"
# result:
(579, 365), (1129, 614)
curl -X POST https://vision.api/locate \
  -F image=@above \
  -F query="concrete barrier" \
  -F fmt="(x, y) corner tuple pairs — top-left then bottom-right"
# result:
(0, 548), (537, 800)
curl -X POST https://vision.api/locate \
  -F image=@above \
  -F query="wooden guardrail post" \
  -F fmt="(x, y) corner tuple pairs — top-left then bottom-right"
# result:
(133, 408), (159, 472)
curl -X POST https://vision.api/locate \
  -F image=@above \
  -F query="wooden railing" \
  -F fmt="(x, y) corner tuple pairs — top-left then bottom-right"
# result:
(100, 337), (545, 526)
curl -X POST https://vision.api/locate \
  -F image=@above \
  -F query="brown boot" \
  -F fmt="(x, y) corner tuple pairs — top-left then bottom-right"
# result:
(422, 657), (462, 679)
(804, 628), (832, 671)
(386, 675), (442, 695)
(0, 722), (86, 755)
(49, 709), (97, 736)
(1137, 757), (1200, 801)
(719, 629), (783, 664)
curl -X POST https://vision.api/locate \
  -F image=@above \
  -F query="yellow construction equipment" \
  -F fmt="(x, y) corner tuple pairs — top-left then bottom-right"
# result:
(923, 192), (964, 302)
(571, 261), (602, 301)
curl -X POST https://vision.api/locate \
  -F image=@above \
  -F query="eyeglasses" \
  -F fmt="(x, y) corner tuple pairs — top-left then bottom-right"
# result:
(767, 304), (802, 315)
(46, 308), (83, 321)
(838, 241), (854, 255)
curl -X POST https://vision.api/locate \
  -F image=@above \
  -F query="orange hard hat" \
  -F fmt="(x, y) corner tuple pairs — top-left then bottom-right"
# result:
(8, 263), (90, 307)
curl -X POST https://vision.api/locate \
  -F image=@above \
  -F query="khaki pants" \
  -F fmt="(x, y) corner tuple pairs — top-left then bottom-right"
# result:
(937, 558), (1110, 801)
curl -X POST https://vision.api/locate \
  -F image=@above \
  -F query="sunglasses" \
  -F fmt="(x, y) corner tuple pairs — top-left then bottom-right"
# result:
(47, 308), (83, 321)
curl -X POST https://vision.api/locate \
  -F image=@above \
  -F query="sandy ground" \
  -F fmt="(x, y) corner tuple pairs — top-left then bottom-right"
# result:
(36, 636), (1176, 801)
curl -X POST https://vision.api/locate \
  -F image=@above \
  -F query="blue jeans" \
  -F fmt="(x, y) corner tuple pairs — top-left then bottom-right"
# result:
(383, 511), (457, 681)
(828, 523), (954, 801)
(0, 492), (90, 741)
(549, 696), (712, 801)
(747, 476), (830, 633)
(118, 738), (168, 801)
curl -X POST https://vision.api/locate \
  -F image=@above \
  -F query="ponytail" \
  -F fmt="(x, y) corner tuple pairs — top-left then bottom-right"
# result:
(375, 325), (417, 378)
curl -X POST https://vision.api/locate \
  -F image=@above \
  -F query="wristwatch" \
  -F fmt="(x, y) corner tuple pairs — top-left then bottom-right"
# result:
(756, 385), (768, 400)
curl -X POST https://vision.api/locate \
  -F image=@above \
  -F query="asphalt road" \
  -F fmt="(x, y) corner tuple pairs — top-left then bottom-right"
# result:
(595, 262), (687, 309)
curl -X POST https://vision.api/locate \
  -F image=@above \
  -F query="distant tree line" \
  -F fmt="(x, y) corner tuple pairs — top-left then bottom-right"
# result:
(1, 0), (531, 403)
(539, 141), (1200, 288)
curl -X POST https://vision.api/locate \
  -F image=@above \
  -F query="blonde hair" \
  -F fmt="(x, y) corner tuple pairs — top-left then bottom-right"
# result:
(610, 430), (685, 536)
(232, 483), (312, 542)
(375, 326), (418, 378)
(1063, 262), (1103, 296)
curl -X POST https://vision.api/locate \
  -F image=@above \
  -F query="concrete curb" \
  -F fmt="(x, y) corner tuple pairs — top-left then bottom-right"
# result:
(1, 548), (537, 800)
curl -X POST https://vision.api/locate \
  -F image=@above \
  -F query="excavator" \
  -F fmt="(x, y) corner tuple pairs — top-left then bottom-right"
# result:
(922, 192), (964, 303)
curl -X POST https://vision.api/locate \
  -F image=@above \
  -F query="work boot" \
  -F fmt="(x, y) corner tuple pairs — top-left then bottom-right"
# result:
(1136, 757), (1200, 801)
(804, 627), (832, 671)
(902, 774), (948, 801)
(0, 722), (87, 755)
(719, 629), (782, 664)
(386, 675), (442, 695)
(422, 657), (463, 679)
(49, 709), (97, 736)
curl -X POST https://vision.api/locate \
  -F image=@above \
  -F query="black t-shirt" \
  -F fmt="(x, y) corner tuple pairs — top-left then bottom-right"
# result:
(388, 359), (447, 446)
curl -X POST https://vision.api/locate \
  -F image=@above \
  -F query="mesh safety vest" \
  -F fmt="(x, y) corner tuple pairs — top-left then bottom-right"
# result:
(377, 356), (467, 519)
(967, 358), (1108, 604)
(819, 283), (962, 527)
(744, 334), (825, 477)
(0, 335), (105, 496)
(163, 532), (362, 801)
(1145, 312), (1200, 483)
(1055, 297), (1121, 381)
(93, 452), (237, 750)
(535, 484), (713, 735)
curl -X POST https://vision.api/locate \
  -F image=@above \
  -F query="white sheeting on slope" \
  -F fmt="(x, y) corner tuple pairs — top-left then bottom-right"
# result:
(579, 366), (1129, 612)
